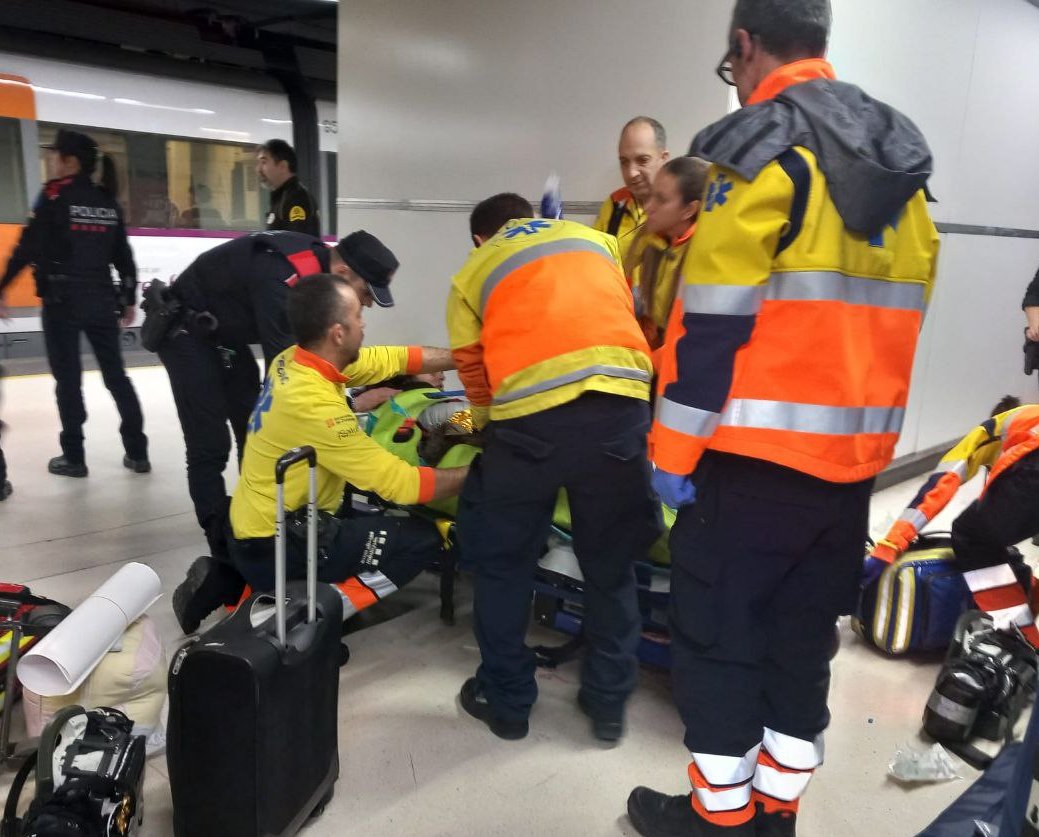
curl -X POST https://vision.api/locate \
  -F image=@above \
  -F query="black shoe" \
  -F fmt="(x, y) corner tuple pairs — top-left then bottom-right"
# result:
(0, 480), (11, 501)
(627, 787), (754, 837)
(173, 556), (231, 634)
(577, 691), (624, 742)
(458, 677), (528, 740)
(339, 642), (350, 668)
(123, 455), (151, 473)
(47, 456), (87, 478)
(754, 803), (796, 837)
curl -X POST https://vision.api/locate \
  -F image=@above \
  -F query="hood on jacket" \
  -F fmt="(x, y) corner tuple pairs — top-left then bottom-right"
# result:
(689, 79), (933, 237)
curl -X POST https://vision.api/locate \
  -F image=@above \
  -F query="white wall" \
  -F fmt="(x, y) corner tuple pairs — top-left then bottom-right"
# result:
(338, 0), (1039, 458)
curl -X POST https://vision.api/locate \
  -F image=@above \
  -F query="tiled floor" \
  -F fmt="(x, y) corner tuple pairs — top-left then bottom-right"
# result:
(0, 364), (1025, 836)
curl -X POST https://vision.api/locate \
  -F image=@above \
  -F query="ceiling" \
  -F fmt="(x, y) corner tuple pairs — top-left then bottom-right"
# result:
(0, 0), (337, 99)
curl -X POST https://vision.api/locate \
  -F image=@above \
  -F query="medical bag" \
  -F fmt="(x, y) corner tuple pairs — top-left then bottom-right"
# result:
(854, 535), (970, 654)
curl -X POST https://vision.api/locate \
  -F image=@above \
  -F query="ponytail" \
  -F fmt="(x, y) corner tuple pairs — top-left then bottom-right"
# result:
(98, 154), (118, 196)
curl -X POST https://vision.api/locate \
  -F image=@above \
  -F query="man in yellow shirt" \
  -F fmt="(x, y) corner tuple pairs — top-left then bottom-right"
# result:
(593, 117), (670, 266)
(226, 273), (466, 615)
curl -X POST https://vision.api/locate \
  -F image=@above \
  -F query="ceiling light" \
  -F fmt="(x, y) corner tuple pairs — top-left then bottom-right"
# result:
(31, 85), (105, 101)
(201, 127), (251, 138)
(114, 98), (214, 114)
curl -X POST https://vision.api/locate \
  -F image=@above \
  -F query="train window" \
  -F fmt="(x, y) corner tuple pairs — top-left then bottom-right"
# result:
(0, 117), (28, 223)
(166, 139), (262, 231)
(38, 124), (131, 216)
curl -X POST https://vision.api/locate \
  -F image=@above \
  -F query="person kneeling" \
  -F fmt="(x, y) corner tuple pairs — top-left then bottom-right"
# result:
(226, 273), (467, 620)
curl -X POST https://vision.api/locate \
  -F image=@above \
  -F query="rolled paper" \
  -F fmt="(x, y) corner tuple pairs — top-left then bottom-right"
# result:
(17, 563), (161, 697)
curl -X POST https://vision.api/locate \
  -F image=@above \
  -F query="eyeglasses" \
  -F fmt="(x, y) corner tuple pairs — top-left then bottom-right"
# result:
(715, 39), (743, 87)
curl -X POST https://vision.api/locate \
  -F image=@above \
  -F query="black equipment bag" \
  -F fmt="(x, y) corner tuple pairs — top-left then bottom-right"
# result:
(166, 446), (342, 837)
(923, 610), (1038, 770)
(2, 705), (146, 837)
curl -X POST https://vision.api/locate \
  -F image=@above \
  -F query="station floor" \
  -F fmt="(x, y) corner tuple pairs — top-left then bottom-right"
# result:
(0, 364), (1026, 836)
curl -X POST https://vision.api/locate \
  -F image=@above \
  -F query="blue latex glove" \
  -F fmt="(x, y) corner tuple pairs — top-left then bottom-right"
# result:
(861, 555), (888, 590)
(652, 468), (697, 509)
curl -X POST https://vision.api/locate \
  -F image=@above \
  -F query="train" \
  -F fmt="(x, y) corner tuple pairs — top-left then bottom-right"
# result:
(0, 51), (337, 358)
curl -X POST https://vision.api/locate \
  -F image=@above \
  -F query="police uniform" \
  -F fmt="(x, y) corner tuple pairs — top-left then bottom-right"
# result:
(0, 135), (147, 474)
(157, 231), (330, 556)
(447, 217), (661, 734)
(229, 343), (441, 606)
(633, 58), (939, 834)
(265, 175), (320, 238)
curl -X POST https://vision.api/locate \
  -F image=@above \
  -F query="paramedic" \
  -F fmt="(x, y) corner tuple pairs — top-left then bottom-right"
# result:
(227, 274), (465, 613)
(627, 1), (940, 835)
(449, 193), (661, 743)
(869, 398), (1039, 648)
(593, 117), (671, 266)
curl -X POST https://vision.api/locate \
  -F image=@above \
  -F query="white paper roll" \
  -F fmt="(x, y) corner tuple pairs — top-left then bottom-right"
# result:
(17, 562), (162, 697)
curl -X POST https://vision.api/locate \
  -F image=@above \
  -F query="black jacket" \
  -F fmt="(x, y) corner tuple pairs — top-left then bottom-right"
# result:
(689, 79), (933, 237)
(171, 231), (330, 368)
(1022, 266), (1039, 309)
(265, 176), (320, 238)
(0, 174), (137, 306)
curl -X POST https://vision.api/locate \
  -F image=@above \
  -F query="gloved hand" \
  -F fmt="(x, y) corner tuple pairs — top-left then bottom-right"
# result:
(652, 468), (696, 509)
(869, 537), (904, 564)
(861, 555), (890, 590)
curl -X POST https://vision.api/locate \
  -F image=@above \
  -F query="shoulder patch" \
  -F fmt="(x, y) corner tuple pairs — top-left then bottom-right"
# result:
(704, 173), (734, 212)
(288, 205), (307, 222)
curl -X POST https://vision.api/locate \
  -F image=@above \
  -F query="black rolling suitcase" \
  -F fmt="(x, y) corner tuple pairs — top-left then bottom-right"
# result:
(167, 446), (343, 837)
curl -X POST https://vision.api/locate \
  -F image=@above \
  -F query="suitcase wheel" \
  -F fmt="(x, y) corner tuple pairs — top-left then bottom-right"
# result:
(311, 787), (335, 819)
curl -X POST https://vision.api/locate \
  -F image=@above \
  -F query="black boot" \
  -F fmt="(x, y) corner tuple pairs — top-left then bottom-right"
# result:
(754, 803), (796, 837)
(577, 690), (624, 742)
(627, 787), (755, 837)
(122, 455), (151, 473)
(458, 678), (528, 740)
(172, 556), (244, 634)
(47, 456), (87, 478)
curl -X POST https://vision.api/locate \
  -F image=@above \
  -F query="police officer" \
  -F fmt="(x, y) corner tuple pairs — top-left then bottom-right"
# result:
(0, 129), (148, 478)
(256, 139), (320, 237)
(159, 229), (399, 632)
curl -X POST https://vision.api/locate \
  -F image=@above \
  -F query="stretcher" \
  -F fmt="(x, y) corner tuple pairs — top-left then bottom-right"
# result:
(361, 385), (674, 668)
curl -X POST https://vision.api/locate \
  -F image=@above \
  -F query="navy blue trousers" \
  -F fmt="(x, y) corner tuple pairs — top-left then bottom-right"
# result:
(457, 393), (662, 723)
(669, 451), (872, 756)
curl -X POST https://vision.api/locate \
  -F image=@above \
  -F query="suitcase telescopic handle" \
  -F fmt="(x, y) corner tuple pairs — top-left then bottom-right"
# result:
(275, 446), (317, 484)
(274, 446), (319, 647)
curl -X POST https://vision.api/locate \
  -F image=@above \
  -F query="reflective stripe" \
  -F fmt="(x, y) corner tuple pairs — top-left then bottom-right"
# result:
(681, 271), (927, 316)
(692, 748), (760, 785)
(492, 364), (650, 405)
(987, 603), (1034, 631)
(336, 589), (358, 619)
(692, 782), (752, 813)
(358, 570), (398, 600)
(963, 564), (1018, 593)
(721, 400), (904, 436)
(752, 765), (813, 802)
(897, 508), (928, 531)
(937, 459), (968, 480)
(658, 398), (720, 438)
(761, 729), (824, 771)
(479, 238), (615, 316)
(683, 283), (764, 315)
(767, 271), (927, 312)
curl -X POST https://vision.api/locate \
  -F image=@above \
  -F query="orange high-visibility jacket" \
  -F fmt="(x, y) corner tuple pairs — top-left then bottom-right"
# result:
(446, 218), (652, 428)
(653, 67), (939, 484)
